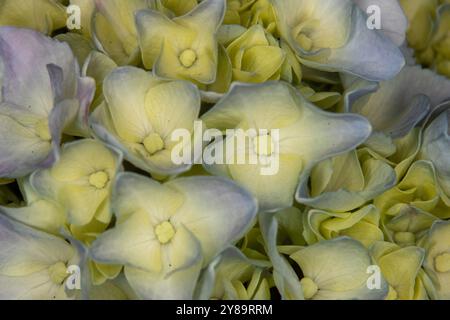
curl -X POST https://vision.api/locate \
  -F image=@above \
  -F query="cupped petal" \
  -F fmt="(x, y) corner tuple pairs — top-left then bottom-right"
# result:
(306, 205), (384, 247)
(30, 139), (122, 226)
(101, 66), (156, 142)
(272, 0), (405, 80)
(418, 220), (450, 299)
(370, 241), (425, 300)
(297, 150), (396, 212)
(136, 0), (225, 83)
(145, 80), (201, 137)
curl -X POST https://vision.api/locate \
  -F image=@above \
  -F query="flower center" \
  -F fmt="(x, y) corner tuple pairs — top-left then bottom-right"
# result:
(143, 133), (165, 155)
(36, 118), (51, 141)
(89, 171), (109, 189)
(155, 221), (176, 244)
(253, 134), (274, 156)
(179, 49), (197, 68)
(48, 262), (68, 285)
(435, 253), (450, 273)
(394, 231), (416, 245)
(300, 277), (318, 299)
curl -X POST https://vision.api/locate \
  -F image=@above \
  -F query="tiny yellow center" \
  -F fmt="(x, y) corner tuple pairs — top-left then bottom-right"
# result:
(143, 133), (165, 155)
(253, 134), (274, 156)
(435, 253), (450, 273)
(179, 49), (197, 68)
(386, 285), (398, 300)
(155, 221), (176, 244)
(48, 261), (68, 285)
(36, 118), (51, 141)
(89, 171), (109, 189)
(300, 277), (318, 299)
(394, 231), (416, 245)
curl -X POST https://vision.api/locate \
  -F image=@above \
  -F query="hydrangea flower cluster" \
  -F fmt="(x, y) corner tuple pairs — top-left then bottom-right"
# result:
(0, 0), (449, 300)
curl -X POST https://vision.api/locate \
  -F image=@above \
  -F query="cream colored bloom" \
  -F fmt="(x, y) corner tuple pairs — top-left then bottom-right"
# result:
(90, 173), (257, 299)
(202, 81), (372, 211)
(0, 214), (84, 300)
(272, 0), (405, 81)
(91, 66), (201, 177)
(29, 139), (122, 228)
(290, 237), (388, 299)
(136, 0), (225, 83)
(0, 27), (95, 178)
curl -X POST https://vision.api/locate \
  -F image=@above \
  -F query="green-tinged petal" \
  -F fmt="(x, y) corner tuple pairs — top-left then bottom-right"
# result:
(196, 247), (271, 300)
(297, 150), (396, 212)
(93, 0), (149, 65)
(124, 228), (202, 300)
(30, 139), (122, 226)
(202, 82), (371, 211)
(0, 0), (66, 34)
(90, 209), (162, 273)
(370, 241), (425, 300)
(91, 66), (200, 176)
(136, 0), (225, 83)
(290, 237), (388, 299)
(272, 0), (404, 81)
(418, 221), (450, 300)
(0, 214), (82, 300)
(306, 205), (384, 247)
(83, 51), (118, 109)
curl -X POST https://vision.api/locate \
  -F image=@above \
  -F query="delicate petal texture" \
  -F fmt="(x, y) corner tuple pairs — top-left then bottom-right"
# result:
(371, 241), (426, 300)
(136, 0), (225, 83)
(0, 0), (66, 34)
(297, 150), (396, 212)
(351, 66), (450, 137)
(0, 214), (81, 300)
(0, 27), (94, 178)
(306, 205), (384, 247)
(91, 66), (201, 176)
(90, 173), (257, 299)
(418, 221), (450, 300)
(272, 0), (405, 81)
(30, 139), (122, 226)
(202, 81), (372, 211)
(290, 237), (388, 299)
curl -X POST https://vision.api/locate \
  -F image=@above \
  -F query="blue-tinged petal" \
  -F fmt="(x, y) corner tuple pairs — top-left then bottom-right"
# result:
(168, 176), (258, 265)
